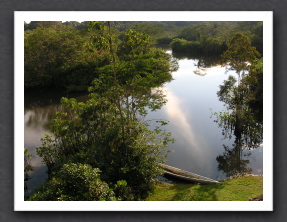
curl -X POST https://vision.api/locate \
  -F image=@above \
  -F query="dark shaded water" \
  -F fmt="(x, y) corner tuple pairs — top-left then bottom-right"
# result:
(24, 51), (263, 197)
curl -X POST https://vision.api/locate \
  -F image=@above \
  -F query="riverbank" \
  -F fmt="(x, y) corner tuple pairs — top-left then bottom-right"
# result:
(146, 175), (263, 201)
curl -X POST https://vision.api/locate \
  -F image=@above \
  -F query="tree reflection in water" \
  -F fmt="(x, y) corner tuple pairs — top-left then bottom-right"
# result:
(213, 73), (263, 179)
(214, 106), (263, 178)
(172, 51), (262, 179)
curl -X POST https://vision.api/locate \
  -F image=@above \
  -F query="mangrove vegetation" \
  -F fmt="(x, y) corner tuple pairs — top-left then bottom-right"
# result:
(24, 20), (263, 201)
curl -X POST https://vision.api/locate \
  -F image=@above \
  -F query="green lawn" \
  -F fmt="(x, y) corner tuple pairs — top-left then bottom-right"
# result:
(146, 175), (263, 201)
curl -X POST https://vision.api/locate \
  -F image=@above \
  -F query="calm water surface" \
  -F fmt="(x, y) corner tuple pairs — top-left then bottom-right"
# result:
(24, 51), (263, 196)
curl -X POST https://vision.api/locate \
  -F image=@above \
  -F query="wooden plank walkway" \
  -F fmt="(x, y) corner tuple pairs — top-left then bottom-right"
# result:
(159, 163), (219, 184)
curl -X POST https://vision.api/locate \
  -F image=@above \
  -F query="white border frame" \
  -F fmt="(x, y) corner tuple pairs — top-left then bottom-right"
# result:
(15, 11), (273, 211)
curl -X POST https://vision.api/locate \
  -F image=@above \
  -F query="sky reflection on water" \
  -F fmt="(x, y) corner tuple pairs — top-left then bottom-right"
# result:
(146, 56), (263, 180)
(24, 54), (263, 196)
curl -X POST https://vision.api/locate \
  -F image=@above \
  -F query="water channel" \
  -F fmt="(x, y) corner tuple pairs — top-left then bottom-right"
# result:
(24, 49), (263, 198)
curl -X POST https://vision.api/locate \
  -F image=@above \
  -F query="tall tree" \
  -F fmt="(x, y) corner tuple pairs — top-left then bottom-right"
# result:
(213, 33), (263, 179)
(33, 21), (175, 200)
(221, 33), (260, 84)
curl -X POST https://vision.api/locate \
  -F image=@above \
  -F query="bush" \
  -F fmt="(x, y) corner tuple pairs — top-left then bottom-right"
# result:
(28, 163), (117, 201)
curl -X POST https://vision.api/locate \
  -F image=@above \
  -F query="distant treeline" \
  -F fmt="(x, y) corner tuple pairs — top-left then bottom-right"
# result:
(170, 21), (263, 55)
(24, 21), (263, 92)
(24, 21), (206, 31)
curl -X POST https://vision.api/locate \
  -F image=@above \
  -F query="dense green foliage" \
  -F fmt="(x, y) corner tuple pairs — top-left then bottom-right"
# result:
(24, 21), (262, 91)
(177, 22), (235, 42)
(236, 22), (263, 55)
(221, 33), (260, 80)
(29, 22), (175, 201)
(245, 58), (263, 122)
(171, 22), (263, 55)
(171, 37), (227, 55)
(28, 163), (117, 201)
(24, 23), (104, 91)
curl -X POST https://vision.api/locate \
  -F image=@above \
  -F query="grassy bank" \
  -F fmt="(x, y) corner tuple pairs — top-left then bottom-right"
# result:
(146, 175), (263, 201)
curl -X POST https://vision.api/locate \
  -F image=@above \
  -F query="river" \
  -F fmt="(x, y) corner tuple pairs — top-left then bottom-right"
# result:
(24, 49), (263, 198)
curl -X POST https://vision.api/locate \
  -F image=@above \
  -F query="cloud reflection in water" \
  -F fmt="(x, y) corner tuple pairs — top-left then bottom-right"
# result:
(163, 86), (211, 173)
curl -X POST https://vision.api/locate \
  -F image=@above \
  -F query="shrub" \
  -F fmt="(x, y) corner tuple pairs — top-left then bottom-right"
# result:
(28, 163), (117, 201)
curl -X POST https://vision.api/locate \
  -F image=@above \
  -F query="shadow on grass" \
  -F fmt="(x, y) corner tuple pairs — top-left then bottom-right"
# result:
(169, 182), (227, 201)
(150, 175), (263, 201)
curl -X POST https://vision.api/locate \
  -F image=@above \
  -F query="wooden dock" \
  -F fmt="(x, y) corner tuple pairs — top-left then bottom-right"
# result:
(159, 163), (219, 184)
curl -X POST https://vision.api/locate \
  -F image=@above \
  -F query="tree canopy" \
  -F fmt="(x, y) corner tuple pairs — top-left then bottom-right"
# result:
(221, 33), (260, 82)
(29, 21), (175, 201)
